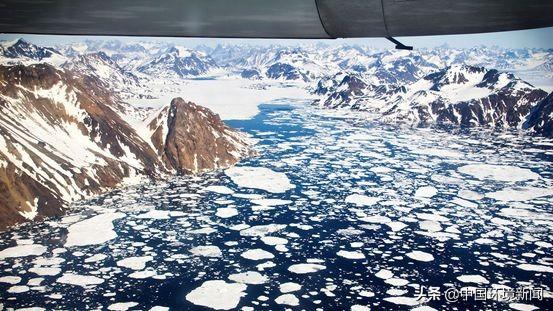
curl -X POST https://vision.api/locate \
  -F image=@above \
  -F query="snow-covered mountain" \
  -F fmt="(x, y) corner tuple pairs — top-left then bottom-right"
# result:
(62, 52), (143, 97)
(228, 46), (337, 82)
(0, 62), (252, 229)
(137, 46), (218, 78)
(1, 39), (66, 65)
(382, 65), (549, 127)
(316, 64), (549, 130)
(314, 72), (406, 111)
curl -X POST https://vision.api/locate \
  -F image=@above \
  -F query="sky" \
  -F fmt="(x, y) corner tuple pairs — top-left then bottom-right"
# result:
(1, 27), (552, 49)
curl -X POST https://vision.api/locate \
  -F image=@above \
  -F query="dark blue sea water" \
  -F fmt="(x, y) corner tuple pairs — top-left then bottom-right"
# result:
(0, 103), (552, 310)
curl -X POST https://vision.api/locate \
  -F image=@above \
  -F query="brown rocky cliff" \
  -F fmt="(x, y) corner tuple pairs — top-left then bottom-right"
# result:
(0, 64), (253, 230)
(0, 63), (166, 229)
(149, 98), (254, 174)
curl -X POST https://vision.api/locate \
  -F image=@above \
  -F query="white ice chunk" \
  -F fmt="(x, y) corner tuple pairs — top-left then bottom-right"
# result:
(337, 250), (366, 260)
(517, 264), (553, 273)
(241, 249), (274, 261)
(375, 269), (393, 280)
(225, 166), (294, 193)
(345, 194), (380, 206)
(65, 212), (125, 247)
(508, 303), (539, 311)
(456, 274), (489, 284)
(406, 251), (434, 262)
(0, 276), (21, 284)
(0, 244), (47, 259)
(260, 236), (288, 246)
(457, 164), (540, 182)
(116, 256), (153, 270)
(228, 271), (268, 284)
(216, 207), (238, 219)
(486, 187), (553, 202)
(107, 302), (139, 311)
(414, 186), (437, 198)
(185, 280), (247, 310)
(190, 246), (222, 258)
(240, 224), (287, 237)
(206, 185), (235, 194)
(288, 263), (326, 274)
(383, 296), (420, 306)
(275, 294), (299, 306)
(56, 273), (105, 288)
(279, 282), (302, 293)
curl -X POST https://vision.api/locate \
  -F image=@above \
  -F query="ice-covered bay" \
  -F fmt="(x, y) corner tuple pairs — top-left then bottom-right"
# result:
(0, 103), (551, 310)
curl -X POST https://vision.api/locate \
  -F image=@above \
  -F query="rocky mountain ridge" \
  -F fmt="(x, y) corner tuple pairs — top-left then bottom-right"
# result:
(0, 62), (253, 229)
(314, 64), (551, 134)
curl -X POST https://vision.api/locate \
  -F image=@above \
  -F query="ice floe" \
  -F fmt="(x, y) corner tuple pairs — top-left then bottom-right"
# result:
(375, 269), (393, 280)
(0, 276), (21, 284)
(457, 164), (540, 182)
(185, 280), (247, 310)
(288, 263), (326, 274)
(65, 212), (125, 247)
(383, 296), (420, 306)
(239, 224), (287, 237)
(516, 263), (553, 273)
(508, 303), (539, 311)
(215, 207), (238, 218)
(279, 282), (302, 293)
(116, 256), (153, 270)
(240, 249), (274, 261)
(56, 273), (105, 288)
(228, 271), (268, 284)
(0, 244), (47, 259)
(29, 267), (61, 276)
(414, 186), (438, 198)
(456, 274), (489, 284)
(260, 236), (288, 246)
(345, 194), (380, 206)
(486, 187), (553, 202)
(225, 166), (294, 193)
(406, 251), (434, 262)
(205, 185), (235, 194)
(275, 294), (299, 306)
(337, 250), (366, 260)
(189, 246), (222, 258)
(107, 302), (139, 311)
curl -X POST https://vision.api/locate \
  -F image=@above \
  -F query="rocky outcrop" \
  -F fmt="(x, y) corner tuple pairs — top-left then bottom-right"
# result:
(241, 69), (261, 80)
(266, 63), (308, 81)
(148, 98), (253, 174)
(524, 92), (553, 137)
(0, 63), (252, 229)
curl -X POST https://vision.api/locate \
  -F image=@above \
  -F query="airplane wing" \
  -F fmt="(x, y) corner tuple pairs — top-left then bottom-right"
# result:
(0, 0), (552, 38)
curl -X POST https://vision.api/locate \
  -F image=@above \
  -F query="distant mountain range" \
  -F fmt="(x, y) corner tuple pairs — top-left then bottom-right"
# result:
(1, 38), (551, 134)
(2, 38), (551, 83)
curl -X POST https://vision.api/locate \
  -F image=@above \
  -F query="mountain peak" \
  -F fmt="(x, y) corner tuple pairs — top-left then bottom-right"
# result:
(148, 97), (253, 174)
(167, 46), (195, 58)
